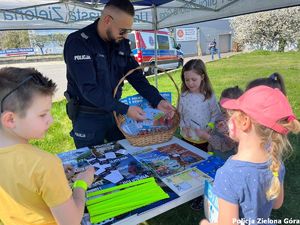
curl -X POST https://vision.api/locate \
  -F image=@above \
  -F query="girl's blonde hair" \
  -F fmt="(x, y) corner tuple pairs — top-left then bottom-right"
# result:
(253, 117), (300, 200)
(230, 110), (300, 200)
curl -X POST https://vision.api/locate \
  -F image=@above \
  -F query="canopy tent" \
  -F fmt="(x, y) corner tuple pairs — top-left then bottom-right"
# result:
(1, 0), (300, 31)
(1, 0), (299, 87)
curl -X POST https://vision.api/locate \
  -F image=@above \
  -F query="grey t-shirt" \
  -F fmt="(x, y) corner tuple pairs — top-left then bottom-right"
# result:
(213, 158), (285, 225)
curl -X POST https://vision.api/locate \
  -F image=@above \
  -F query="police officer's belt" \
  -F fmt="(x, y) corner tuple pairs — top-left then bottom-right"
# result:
(78, 105), (108, 115)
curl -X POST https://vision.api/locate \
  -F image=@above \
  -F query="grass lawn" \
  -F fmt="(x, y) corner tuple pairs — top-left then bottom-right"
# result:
(31, 51), (300, 225)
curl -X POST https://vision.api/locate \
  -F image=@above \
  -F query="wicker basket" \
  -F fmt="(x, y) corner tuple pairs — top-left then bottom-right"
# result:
(113, 66), (180, 147)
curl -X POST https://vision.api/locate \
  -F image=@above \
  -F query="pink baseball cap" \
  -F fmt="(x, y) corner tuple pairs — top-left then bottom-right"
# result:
(221, 85), (295, 134)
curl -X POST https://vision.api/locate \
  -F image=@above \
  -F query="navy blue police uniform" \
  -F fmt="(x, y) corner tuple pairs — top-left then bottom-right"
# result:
(64, 18), (164, 148)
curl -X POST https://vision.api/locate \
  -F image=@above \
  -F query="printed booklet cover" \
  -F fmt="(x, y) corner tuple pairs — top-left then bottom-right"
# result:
(133, 143), (205, 178)
(58, 142), (178, 225)
(58, 142), (157, 191)
(162, 167), (212, 196)
(120, 92), (174, 136)
(194, 156), (225, 179)
(121, 92), (172, 107)
(204, 180), (218, 223)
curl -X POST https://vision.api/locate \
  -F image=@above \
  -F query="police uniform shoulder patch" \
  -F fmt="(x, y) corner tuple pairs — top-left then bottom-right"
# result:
(81, 32), (89, 39)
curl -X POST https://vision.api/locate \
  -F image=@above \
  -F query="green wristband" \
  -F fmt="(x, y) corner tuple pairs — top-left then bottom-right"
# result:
(207, 122), (215, 129)
(73, 180), (88, 191)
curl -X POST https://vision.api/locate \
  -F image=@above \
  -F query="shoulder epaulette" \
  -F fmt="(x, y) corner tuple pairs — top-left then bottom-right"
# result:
(81, 32), (89, 39)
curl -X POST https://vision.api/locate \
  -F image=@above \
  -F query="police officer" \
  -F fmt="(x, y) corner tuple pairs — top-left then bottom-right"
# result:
(64, 0), (174, 148)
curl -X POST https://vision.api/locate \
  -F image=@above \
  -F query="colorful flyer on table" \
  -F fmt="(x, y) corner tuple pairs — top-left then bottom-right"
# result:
(163, 167), (211, 196)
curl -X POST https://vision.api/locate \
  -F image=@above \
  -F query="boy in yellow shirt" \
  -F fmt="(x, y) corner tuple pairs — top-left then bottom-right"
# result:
(0, 67), (94, 225)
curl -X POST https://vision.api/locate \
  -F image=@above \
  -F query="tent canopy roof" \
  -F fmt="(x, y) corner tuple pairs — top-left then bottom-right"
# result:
(0, 0), (300, 30)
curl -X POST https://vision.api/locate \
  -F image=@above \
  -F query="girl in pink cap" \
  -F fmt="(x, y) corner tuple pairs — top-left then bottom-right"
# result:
(200, 85), (300, 225)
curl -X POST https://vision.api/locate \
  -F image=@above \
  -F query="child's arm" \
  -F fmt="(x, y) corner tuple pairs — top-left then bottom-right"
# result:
(209, 95), (222, 123)
(50, 167), (95, 225)
(273, 183), (284, 209)
(199, 198), (239, 225)
(208, 133), (236, 152)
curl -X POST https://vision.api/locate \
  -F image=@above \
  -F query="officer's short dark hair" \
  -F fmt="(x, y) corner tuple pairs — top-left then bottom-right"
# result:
(0, 67), (56, 117)
(105, 0), (135, 16)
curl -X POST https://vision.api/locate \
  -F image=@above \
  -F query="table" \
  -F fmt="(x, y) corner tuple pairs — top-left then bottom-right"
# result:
(110, 136), (210, 225)
(82, 137), (210, 225)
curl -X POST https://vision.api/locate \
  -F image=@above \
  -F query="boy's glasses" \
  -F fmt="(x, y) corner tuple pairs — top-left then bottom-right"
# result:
(0, 74), (45, 114)
(108, 15), (132, 35)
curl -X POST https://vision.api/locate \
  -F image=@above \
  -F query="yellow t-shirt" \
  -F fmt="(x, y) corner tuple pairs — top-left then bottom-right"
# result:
(0, 144), (72, 225)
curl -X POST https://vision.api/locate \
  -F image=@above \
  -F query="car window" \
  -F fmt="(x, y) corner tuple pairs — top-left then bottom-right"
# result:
(170, 37), (176, 49)
(127, 33), (136, 50)
(157, 35), (169, 50)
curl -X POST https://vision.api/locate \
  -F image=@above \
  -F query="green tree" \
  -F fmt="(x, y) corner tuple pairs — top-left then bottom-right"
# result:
(30, 34), (52, 55)
(52, 33), (68, 47)
(230, 6), (300, 52)
(0, 31), (30, 49)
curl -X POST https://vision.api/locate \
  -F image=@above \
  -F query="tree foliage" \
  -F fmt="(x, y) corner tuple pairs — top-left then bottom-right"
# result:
(0, 31), (30, 49)
(30, 32), (68, 54)
(30, 33), (52, 55)
(52, 33), (68, 47)
(0, 30), (69, 55)
(230, 6), (300, 51)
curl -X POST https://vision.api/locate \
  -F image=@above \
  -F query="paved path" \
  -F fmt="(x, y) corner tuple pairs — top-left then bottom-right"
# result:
(183, 51), (239, 64)
(0, 52), (240, 101)
(0, 61), (67, 101)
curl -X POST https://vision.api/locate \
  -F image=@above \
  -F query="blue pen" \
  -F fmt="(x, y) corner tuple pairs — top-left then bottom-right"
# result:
(191, 119), (201, 126)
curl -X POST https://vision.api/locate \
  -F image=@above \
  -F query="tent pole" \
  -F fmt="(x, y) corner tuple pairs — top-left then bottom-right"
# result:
(152, 4), (158, 88)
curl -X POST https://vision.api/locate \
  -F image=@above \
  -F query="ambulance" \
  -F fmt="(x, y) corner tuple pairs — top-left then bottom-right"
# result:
(127, 29), (183, 75)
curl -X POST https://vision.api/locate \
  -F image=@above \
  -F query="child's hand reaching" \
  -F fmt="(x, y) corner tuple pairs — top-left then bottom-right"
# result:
(216, 120), (229, 135)
(63, 164), (75, 180)
(183, 127), (192, 138)
(76, 167), (95, 187)
(195, 128), (210, 140)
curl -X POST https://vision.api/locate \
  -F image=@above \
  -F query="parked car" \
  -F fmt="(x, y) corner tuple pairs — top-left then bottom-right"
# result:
(128, 29), (183, 75)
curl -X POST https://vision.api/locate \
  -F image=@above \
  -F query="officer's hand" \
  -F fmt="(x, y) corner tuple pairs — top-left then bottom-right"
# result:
(157, 100), (175, 119)
(127, 106), (146, 121)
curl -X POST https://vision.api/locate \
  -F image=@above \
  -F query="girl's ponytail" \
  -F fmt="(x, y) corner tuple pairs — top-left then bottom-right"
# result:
(268, 72), (286, 95)
(255, 118), (300, 200)
(266, 131), (285, 200)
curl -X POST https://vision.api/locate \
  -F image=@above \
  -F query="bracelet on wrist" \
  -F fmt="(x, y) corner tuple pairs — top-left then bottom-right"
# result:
(72, 180), (88, 191)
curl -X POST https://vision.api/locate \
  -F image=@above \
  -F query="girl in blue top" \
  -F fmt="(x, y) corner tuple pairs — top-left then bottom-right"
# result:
(200, 85), (300, 225)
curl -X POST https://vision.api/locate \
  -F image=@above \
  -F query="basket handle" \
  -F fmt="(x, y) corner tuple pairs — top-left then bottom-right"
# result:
(113, 66), (180, 104)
